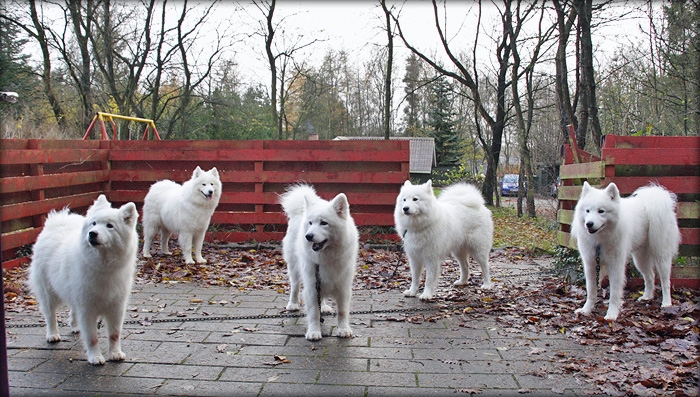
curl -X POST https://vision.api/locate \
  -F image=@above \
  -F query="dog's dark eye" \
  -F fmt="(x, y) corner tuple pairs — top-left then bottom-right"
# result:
(92, 221), (97, 226)
(106, 223), (114, 228)
(309, 221), (312, 225)
(585, 209), (590, 213)
(320, 221), (328, 226)
(412, 197), (418, 202)
(598, 209), (605, 214)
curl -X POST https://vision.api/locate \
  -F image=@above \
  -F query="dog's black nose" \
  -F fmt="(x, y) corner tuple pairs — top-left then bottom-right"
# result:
(88, 231), (99, 245)
(403, 207), (409, 213)
(585, 222), (594, 229)
(305, 233), (314, 242)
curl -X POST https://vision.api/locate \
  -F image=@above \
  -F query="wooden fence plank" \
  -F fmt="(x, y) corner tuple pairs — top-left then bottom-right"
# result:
(0, 171), (109, 193)
(559, 161), (605, 180)
(603, 148), (699, 166)
(109, 148), (409, 162)
(0, 193), (96, 222)
(0, 149), (109, 165)
(603, 135), (700, 149)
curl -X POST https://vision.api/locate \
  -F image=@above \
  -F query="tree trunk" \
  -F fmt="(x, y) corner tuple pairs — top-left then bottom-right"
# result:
(381, 0), (393, 140)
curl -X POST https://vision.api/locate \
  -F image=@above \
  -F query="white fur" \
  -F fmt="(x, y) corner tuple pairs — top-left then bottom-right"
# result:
(571, 182), (681, 320)
(394, 180), (494, 300)
(28, 195), (139, 365)
(280, 184), (359, 341)
(142, 166), (222, 264)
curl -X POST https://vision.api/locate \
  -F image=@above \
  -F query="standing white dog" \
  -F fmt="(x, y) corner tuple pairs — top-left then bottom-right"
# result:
(280, 184), (359, 341)
(571, 182), (681, 320)
(142, 166), (222, 264)
(28, 195), (139, 365)
(395, 180), (494, 300)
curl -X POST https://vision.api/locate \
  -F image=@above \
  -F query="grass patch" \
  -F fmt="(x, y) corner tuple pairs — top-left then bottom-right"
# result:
(491, 205), (558, 254)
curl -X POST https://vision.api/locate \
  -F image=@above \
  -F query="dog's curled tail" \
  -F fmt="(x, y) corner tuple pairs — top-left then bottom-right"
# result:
(638, 184), (682, 255)
(279, 184), (316, 218)
(43, 207), (74, 227)
(439, 183), (485, 208)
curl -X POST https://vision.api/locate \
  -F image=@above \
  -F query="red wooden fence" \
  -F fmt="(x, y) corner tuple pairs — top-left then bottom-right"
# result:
(1, 139), (410, 269)
(557, 134), (700, 288)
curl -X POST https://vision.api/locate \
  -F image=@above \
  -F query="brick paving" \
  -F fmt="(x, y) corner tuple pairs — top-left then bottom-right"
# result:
(4, 268), (615, 397)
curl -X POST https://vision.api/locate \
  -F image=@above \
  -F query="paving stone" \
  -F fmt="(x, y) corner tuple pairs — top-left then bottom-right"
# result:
(156, 379), (262, 396)
(124, 362), (223, 381)
(317, 369), (417, 387)
(259, 382), (366, 396)
(4, 284), (675, 396)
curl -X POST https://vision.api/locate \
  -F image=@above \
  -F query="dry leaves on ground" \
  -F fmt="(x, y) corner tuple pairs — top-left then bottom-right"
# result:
(3, 241), (698, 395)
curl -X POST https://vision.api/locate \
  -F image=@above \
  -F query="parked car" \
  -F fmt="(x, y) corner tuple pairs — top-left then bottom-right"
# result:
(500, 174), (519, 196)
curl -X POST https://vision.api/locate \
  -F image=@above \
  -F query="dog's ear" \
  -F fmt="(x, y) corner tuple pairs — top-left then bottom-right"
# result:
(605, 183), (620, 202)
(331, 193), (350, 219)
(581, 181), (592, 197)
(425, 179), (433, 189)
(119, 202), (139, 227)
(92, 194), (110, 209)
(209, 167), (219, 178)
(192, 166), (203, 178)
(403, 180), (412, 187)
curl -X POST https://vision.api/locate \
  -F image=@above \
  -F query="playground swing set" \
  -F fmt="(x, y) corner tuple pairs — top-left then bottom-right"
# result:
(82, 112), (161, 140)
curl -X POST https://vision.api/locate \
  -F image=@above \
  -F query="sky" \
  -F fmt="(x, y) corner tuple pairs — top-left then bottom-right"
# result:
(19, 1), (655, 95)
(221, 1), (653, 91)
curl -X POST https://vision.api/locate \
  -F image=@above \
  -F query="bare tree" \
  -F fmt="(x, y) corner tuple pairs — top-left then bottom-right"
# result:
(507, 1), (555, 217)
(2, 0), (68, 130)
(553, 0), (608, 150)
(253, 0), (320, 139)
(380, 0), (394, 140)
(390, 0), (512, 205)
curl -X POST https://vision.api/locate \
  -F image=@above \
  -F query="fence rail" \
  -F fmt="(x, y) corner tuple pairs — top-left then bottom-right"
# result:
(1, 139), (410, 269)
(557, 134), (699, 288)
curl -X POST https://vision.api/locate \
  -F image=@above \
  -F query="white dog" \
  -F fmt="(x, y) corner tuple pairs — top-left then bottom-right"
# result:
(142, 166), (222, 264)
(571, 182), (681, 320)
(395, 180), (494, 300)
(28, 195), (139, 365)
(280, 184), (359, 341)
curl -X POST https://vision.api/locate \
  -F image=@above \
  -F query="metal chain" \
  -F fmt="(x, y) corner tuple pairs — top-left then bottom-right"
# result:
(5, 306), (455, 329)
(5, 269), (553, 329)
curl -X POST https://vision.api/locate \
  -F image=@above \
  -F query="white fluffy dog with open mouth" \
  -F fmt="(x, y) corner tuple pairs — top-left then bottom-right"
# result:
(28, 195), (139, 365)
(280, 184), (359, 341)
(142, 166), (222, 264)
(395, 180), (494, 300)
(571, 181), (681, 320)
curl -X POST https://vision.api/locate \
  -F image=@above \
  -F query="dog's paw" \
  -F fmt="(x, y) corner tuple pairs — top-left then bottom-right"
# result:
(453, 279), (468, 287)
(574, 307), (591, 316)
(604, 308), (620, 321)
(403, 288), (418, 297)
(142, 252), (152, 258)
(46, 333), (61, 343)
(637, 293), (653, 301)
(87, 354), (106, 365)
(418, 291), (435, 301)
(480, 281), (494, 290)
(661, 299), (672, 308)
(320, 303), (333, 313)
(183, 259), (195, 265)
(336, 327), (353, 338)
(195, 257), (207, 264)
(286, 302), (300, 311)
(108, 350), (126, 361)
(305, 330), (322, 341)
